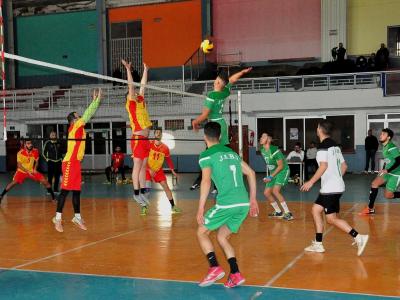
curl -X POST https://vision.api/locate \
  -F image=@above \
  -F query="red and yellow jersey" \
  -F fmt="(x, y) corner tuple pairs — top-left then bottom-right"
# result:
(63, 118), (86, 162)
(112, 152), (125, 169)
(17, 148), (39, 173)
(148, 141), (172, 172)
(125, 95), (152, 132)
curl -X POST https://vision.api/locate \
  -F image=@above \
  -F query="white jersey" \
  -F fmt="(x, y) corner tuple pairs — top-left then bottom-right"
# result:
(317, 138), (345, 194)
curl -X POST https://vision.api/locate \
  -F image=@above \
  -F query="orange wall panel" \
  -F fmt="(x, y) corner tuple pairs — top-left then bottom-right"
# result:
(109, 0), (202, 68)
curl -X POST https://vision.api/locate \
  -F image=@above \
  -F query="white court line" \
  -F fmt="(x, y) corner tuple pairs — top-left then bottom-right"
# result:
(0, 267), (398, 299)
(264, 202), (359, 287)
(10, 227), (146, 270)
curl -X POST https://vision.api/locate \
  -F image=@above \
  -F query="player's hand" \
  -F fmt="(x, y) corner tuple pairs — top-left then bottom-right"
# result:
(121, 59), (131, 69)
(249, 199), (259, 217)
(143, 63), (149, 71)
(172, 171), (179, 178)
(263, 176), (273, 183)
(300, 181), (313, 192)
(241, 67), (253, 74)
(92, 88), (101, 101)
(196, 208), (205, 225)
(379, 169), (388, 176)
(192, 120), (200, 132)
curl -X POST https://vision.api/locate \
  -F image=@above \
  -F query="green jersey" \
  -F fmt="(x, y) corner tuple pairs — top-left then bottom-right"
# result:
(260, 145), (288, 173)
(383, 141), (400, 175)
(203, 83), (232, 120)
(199, 144), (248, 206)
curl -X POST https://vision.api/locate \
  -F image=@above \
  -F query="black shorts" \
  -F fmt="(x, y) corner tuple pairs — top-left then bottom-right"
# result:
(315, 193), (342, 215)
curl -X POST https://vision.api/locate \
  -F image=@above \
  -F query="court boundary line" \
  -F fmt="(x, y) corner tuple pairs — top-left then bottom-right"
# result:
(9, 227), (147, 270)
(0, 268), (399, 299)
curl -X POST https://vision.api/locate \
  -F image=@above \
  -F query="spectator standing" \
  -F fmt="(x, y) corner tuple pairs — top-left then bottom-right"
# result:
(364, 129), (379, 174)
(43, 131), (62, 193)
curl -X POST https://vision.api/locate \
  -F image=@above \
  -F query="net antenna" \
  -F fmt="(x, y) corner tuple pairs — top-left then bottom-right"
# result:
(0, 0), (6, 141)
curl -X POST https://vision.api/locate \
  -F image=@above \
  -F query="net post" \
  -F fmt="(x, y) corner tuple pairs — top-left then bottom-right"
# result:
(237, 90), (243, 158)
(0, 0), (6, 141)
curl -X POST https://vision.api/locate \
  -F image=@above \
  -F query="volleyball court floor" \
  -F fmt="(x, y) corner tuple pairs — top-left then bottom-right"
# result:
(0, 173), (399, 300)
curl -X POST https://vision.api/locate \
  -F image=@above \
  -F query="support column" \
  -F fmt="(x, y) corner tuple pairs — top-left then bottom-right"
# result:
(96, 0), (107, 76)
(6, 0), (15, 88)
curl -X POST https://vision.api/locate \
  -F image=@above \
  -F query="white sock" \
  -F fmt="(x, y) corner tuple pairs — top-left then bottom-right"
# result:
(271, 202), (281, 213)
(55, 212), (62, 220)
(281, 202), (290, 213)
(74, 213), (82, 220)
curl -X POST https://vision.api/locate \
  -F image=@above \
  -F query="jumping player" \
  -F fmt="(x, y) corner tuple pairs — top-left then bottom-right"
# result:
(52, 89), (101, 232)
(145, 128), (181, 215)
(0, 138), (55, 203)
(122, 60), (152, 211)
(197, 122), (259, 288)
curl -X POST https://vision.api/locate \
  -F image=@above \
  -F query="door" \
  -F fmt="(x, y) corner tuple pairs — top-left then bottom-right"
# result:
(229, 125), (249, 163)
(6, 131), (20, 171)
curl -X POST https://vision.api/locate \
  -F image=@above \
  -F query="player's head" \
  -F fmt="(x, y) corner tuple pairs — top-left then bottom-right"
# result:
(380, 128), (394, 143)
(67, 112), (79, 124)
(317, 120), (333, 139)
(259, 133), (272, 145)
(115, 146), (121, 153)
(50, 131), (57, 140)
(368, 129), (372, 136)
(154, 128), (163, 141)
(24, 138), (33, 151)
(214, 71), (229, 91)
(294, 142), (301, 152)
(204, 122), (221, 144)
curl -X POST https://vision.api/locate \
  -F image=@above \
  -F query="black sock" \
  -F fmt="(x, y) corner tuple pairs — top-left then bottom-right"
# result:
(1, 188), (8, 197)
(393, 192), (400, 198)
(368, 188), (378, 209)
(316, 233), (323, 242)
(228, 257), (239, 274)
(349, 228), (358, 238)
(47, 188), (55, 200)
(169, 198), (175, 207)
(140, 188), (147, 194)
(206, 252), (218, 268)
(134, 189), (140, 196)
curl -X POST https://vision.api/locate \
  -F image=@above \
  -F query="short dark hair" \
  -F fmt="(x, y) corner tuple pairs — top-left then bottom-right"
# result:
(204, 122), (221, 141)
(24, 137), (32, 143)
(295, 142), (301, 147)
(217, 71), (229, 85)
(382, 128), (394, 140)
(67, 112), (76, 124)
(318, 120), (333, 135)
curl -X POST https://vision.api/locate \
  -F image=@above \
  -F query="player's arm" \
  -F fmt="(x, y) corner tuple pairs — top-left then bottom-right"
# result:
(82, 88), (101, 124)
(229, 67), (252, 84)
(241, 161), (259, 217)
(341, 161), (348, 176)
(139, 63), (149, 96)
(122, 60), (135, 99)
(271, 159), (284, 177)
(192, 107), (211, 131)
(165, 149), (177, 177)
(197, 167), (211, 225)
(301, 161), (327, 192)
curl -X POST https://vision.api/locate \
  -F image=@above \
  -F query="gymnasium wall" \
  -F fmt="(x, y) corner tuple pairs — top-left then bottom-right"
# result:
(347, 0), (400, 55)
(212, 0), (321, 63)
(108, 0), (202, 68)
(15, 10), (99, 85)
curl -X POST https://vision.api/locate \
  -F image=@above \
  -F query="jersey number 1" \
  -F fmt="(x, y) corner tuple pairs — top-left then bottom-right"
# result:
(229, 165), (238, 187)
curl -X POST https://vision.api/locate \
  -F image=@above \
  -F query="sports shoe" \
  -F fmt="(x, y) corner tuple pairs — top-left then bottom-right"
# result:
(52, 217), (63, 233)
(353, 234), (369, 256)
(268, 211), (283, 218)
(358, 207), (375, 216)
(283, 212), (294, 221)
(304, 240), (325, 253)
(72, 217), (87, 231)
(211, 189), (218, 195)
(140, 193), (150, 206)
(103, 181), (112, 185)
(224, 272), (245, 288)
(190, 183), (200, 190)
(140, 206), (148, 216)
(171, 206), (182, 214)
(133, 194), (146, 206)
(198, 266), (225, 287)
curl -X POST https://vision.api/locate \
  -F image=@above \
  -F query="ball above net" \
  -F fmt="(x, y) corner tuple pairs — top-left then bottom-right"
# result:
(200, 39), (214, 54)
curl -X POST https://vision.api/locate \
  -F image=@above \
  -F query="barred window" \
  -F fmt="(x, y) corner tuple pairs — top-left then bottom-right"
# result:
(165, 119), (184, 131)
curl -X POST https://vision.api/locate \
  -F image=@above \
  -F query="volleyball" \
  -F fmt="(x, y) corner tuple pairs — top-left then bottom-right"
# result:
(200, 39), (214, 54)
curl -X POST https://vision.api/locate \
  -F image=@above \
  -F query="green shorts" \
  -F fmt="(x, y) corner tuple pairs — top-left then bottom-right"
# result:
(211, 118), (229, 146)
(383, 173), (400, 192)
(204, 203), (249, 233)
(265, 168), (290, 188)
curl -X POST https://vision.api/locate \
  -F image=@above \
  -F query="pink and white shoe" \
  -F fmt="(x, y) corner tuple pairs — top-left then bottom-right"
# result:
(198, 266), (225, 287)
(52, 217), (63, 233)
(224, 272), (245, 288)
(72, 217), (87, 231)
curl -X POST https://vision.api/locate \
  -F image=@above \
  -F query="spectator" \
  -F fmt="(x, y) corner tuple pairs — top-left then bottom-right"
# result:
(287, 142), (304, 181)
(305, 141), (318, 180)
(112, 68), (123, 86)
(105, 146), (127, 184)
(336, 43), (346, 62)
(364, 129), (379, 174)
(356, 56), (368, 71)
(43, 131), (62, 193)
(367, 53), (376, 70)
(376, 43), (389, 70)
(331, 47), (338, 61)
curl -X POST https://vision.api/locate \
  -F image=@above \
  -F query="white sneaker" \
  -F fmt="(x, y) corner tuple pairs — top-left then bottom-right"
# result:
(133, 194), (146, 206)
(140, 193), (150, 206)
(52, 217), (63, 233)
(304, 240), (325, 253)
(353, 234), (369, 256)
(72, 217), (87, 231)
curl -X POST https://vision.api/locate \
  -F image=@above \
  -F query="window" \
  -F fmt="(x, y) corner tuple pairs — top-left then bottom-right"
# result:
(165, 119), (184, 131)
(112, 122), (127, 153)
(388, 26), (400, 57)
(93, 123), (110, 155)
(326, 115), (355, 152)
(111, 21), (142, 39)
(151, 120), (159, 130)
(27, 124), (42, 151)
(257, 118), (283, 148)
